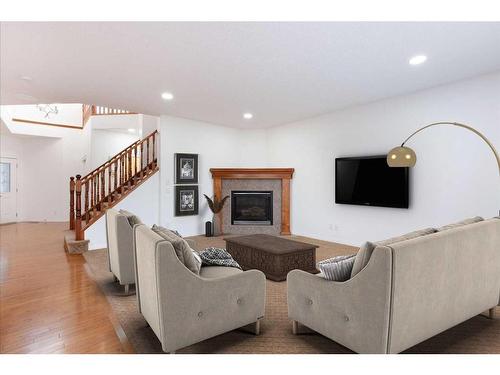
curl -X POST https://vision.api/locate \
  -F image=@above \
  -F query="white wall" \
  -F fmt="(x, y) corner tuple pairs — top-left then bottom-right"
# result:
(141, 114), (159, 138)
(267, 72), (500, 246)
(0, 124), (92, 222)
(90, 129), (138, 170)
(160, 116), (268, 236)
(84, 173), (160, 250)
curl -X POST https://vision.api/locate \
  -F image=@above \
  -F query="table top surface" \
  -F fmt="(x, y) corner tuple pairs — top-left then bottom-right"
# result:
(224, 234), (318, 254)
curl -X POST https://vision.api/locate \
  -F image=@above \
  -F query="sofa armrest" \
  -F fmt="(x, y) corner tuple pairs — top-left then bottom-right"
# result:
(287, 246), (393, 354)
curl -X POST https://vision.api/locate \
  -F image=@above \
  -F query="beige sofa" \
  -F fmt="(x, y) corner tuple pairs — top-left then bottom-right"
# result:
(105, 208), (140, 293)
(133, 224), (266, 353)
(287, 218), (500, 353)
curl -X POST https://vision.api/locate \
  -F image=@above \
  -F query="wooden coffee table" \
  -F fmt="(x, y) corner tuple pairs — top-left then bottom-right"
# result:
(224, 234), (319, 281)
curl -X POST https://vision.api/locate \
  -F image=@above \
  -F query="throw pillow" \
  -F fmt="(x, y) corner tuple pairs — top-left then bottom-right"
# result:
(198, 247), (242, 269)
(318, 254), (356, 281)
(350, 227), (437, 278)
(350, 241), (377, 278)
(119, 209), (142, 227)
(170, 238), (202, 275)
(437, 216), (484, 232)
(151, 224), (201, 275)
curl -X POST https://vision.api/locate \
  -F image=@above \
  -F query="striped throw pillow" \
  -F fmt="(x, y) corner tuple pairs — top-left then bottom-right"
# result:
(318, 255), (356, 281)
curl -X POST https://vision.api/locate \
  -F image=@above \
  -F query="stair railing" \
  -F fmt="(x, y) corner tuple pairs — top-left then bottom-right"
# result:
(69, 130), (158, 240)
(92, 106), (136, 115)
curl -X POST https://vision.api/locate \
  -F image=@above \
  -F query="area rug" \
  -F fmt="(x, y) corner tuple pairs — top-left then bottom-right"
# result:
(83, 235), (500, 354)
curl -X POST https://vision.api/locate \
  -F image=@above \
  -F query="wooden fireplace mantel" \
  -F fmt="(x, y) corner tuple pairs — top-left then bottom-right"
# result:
(210, 168), (294, 235)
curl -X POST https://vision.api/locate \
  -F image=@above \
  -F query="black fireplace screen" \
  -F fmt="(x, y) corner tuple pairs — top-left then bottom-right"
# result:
(231, 191), (273, 225)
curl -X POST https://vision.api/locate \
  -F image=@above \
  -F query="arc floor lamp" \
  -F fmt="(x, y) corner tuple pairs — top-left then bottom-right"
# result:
(386, 121), (500, 213)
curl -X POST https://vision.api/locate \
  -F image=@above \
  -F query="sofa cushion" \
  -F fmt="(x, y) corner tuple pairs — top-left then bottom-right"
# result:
(350, 227), (437, 278)
(119, 209), (142, 227)
(152, 225), (201, 275)
(199, 265), (243, 279)
(437, 216), (484, 232)
(318, 254), (356, 281)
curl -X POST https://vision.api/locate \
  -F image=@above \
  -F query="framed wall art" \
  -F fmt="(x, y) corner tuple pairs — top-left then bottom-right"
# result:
(175, 153), (198, 184)
(175, 185), (199, 216)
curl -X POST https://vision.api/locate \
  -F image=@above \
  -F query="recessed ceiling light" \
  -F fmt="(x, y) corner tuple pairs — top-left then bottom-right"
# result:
(161, 92), (174, 101)
(243, 113), (253, 120)
(128, 128), (135, 132)
(409, 55), (427, 66)
(20, 76), (33, 82)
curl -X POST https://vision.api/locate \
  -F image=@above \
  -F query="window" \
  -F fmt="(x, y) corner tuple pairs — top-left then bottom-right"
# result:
(0, 162), (11, 193)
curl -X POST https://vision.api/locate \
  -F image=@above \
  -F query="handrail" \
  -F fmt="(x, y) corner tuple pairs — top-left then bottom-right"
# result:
(81, 130), (157, 182)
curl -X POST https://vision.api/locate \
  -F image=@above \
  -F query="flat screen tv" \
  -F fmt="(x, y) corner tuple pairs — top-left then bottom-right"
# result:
(335, 155), (409, 209)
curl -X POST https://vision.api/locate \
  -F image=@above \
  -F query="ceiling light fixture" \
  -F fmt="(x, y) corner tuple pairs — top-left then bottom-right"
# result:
(161, 92), (174, 101)
(20, 76), (33, 82)
(409, 55), (427, 66)
(243, 113), (253, 120)
(128, 128), (135, 132)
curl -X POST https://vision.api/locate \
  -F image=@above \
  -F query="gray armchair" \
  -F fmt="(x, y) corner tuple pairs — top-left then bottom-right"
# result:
(133, 224), (266, 353)
(105, 208), (141, 293)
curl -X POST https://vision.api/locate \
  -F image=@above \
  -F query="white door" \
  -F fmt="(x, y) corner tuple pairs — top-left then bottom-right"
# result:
(0, 157), (17, 223)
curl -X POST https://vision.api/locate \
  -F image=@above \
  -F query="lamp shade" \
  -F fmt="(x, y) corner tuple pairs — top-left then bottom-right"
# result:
(387, 146), (417, 167)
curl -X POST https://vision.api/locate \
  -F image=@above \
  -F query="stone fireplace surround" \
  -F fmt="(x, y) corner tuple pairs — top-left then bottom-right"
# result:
(210, 168), (294, 235)
(223, 179), (281, 235)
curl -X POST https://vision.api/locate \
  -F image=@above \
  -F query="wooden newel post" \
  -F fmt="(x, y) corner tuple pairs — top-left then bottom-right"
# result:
(69, 177), (75, 230)
(75, 175), (84, 241)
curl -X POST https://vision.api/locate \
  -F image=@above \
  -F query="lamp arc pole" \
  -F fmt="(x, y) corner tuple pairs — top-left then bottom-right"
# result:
(400, 122), (500, 175)
(387, 121), (500, 216)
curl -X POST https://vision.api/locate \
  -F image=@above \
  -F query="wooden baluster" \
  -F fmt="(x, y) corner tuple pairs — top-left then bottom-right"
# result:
(134, 145), (138, 182)
(90, 175), (94, 212)
(108, 165), (112, 204)
(120, 156), (124, 193)
(146, 137), (150, 172)
(114, 160), (118, 194)
(95, 173), (99, 209)
(69, 177), (75, 230)
(152, 133), (156, 168)
(128, 150), (132, 187)
(100, 169), (105, 209)
(95, 173), (98, 207)
(140, 142), (144, 178)
(85, 179), (89, 223)
(75, 175), (83, 240)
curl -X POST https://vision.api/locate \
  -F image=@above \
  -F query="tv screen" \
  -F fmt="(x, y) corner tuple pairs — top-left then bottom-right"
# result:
(335, 156), (409, 209)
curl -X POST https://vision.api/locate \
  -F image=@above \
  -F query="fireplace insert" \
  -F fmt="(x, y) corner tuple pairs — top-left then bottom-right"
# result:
(231, 191), (273, 225)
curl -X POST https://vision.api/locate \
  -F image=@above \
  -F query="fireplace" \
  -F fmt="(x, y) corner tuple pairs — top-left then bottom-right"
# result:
(231, 191), (273, 225)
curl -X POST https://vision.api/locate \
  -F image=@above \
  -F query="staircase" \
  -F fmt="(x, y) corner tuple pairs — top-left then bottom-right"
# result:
(64, 130), (159, 253)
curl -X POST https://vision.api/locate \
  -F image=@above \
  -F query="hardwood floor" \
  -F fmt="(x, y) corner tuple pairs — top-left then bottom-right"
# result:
(0, 222), (132, 353)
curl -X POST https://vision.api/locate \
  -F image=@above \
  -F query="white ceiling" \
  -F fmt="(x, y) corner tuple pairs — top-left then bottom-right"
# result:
(2, 22), (500, 128)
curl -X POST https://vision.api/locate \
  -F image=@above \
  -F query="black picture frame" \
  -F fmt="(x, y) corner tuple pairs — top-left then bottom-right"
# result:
(175, 185), (199, 216)
(175, 153), (198, 184)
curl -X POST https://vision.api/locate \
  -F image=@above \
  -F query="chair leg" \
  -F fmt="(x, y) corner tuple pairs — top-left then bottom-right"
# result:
(124, 284), (129, 294)
(292, 320), (298, 335)
(489, 307), (495, 319)
(254, 320), (261, 335)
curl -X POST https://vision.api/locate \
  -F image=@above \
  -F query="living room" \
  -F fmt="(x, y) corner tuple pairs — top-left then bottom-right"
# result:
(1, 1), (499, 374)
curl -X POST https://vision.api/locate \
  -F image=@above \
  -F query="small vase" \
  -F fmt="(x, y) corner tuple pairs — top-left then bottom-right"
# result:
(212, 213), (222, 237)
